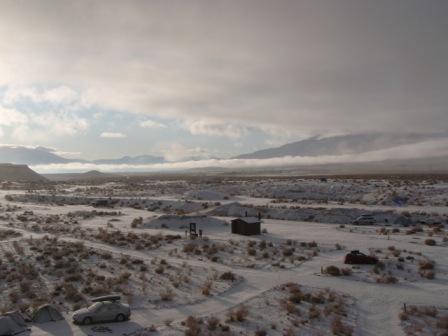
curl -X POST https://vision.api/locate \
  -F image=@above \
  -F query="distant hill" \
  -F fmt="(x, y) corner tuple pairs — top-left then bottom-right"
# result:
(236, 133), (447, 159)
(0, 164), (47, 182)
(44, 170), (119, 182)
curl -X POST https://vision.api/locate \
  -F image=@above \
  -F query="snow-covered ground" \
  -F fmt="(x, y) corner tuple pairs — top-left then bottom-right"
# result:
(0, 177), (447, 336)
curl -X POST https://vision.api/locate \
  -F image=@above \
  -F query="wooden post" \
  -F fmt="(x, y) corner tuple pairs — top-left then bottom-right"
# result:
(403, 303), (406, 312)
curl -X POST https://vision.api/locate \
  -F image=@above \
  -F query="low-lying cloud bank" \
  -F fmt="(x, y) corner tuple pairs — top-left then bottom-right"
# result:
(31, 138), (448, 174)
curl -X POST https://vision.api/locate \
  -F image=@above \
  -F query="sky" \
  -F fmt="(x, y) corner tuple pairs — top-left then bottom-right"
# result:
(0, 0), (447, 164)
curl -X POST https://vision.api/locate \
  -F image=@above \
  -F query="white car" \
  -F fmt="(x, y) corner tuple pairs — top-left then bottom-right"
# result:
(352, 215), (376, 225)
(72, 296), (130, 325)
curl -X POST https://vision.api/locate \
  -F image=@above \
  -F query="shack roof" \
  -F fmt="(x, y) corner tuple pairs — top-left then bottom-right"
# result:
(232, 217), (261, 224)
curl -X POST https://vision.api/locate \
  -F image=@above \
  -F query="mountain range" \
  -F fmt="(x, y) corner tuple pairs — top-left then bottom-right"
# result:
(1, 132), (447, 169)
(0, 146), (164, 165)
(235, 133), (447, 159)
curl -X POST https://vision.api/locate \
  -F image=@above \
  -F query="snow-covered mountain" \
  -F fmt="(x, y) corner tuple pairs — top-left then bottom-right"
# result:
(0, 146), (164, 165)
(236, 133), (447, 159)
(0, 146), (73, 165)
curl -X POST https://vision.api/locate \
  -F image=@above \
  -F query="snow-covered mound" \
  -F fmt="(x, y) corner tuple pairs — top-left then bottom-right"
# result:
(184, 189), (229, 200)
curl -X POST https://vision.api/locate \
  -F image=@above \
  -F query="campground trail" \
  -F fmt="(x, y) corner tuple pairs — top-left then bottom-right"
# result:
(2, 223), (448, 335)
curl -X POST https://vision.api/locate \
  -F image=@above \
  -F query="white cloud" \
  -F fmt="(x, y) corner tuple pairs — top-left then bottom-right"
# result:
(0, 110), (88, 144)
(4, 86), (80, 107)
(140, 119), (167, 129)
(0, 106), (28, 126)
(0, 127), (3, 138)
(1, 1), (445, 136)
(183, 119), (249, 139)
(32, 112), (89, 136)
(1, 86), (89, 143)
(100, 132), (127, 139)
(160, 143), (209, 162)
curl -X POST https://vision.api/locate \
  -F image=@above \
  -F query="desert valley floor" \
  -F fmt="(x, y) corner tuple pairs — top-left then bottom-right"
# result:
(1, 175), (448, 336)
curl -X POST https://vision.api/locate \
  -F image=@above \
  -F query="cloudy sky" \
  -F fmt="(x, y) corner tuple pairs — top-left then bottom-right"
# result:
(0, 0), (447, 162)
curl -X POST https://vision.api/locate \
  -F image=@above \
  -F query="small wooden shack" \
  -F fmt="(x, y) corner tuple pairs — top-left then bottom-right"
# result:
(231, 217), (261, 236)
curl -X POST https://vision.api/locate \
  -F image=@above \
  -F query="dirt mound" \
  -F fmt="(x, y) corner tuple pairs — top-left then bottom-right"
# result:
(0, 164), (47, 182)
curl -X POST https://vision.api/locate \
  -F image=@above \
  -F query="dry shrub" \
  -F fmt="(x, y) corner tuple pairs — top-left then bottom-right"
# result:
(183, 243), (196, 253)
(201, 280), (213, 296)
(422, 306), (438, 317)
(280, 299), (298, 315)
(247, 248), (256, 256)
(206, 316), (220, 331)
(185, 316), (201, 336)
(419, 259), (435, 270)
(220, 271), (236, 281)
(437, 315), (448, 330)
(425, 239), (436, 246)
(308, 305), (320, 319)
(341, 267), (352, 276)
(235, 305), (249, 321)
(160, 288), (174, 301)
(227, 305), (249, 322)
(325, 265), (341, 276)
(331, 316), (353, 336)
(282, 248), (294, 257)
(399, 311), (408, 321)
(324, 301), (346, 317)
(420, 270), (435, 279)
(376, 275), (398, 284)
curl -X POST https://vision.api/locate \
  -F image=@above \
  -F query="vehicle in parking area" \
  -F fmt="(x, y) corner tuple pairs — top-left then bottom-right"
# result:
(72, 295), (130, 325)
(344, 250), (378, 265)
(352, 214), (376, 225)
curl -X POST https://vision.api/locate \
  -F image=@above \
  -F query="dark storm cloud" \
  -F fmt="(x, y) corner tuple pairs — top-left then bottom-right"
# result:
(0, 0), (447, 134)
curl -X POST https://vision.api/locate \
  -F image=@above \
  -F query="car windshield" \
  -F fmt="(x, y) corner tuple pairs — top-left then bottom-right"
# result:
(87, 302), (103, 311)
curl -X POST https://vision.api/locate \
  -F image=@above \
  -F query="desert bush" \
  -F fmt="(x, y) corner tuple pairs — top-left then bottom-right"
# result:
(201, 280), (213, 296)
(183, 243), (196, 253)
(376, 275), (398, 284)
(206, 316), (220, 331)
(325, 265), (341, 276)
(235, 305), (249, 322)
(220, 271), (236, 281)
(307, 241), (318, 248)
(160, 288), (174, 301)
(247, 248), (256, 256)
(227, 305), (249, 322)
(155, 265), (165, 274)
(330, 316), (353, 336)
(282, 248), (294, 257)
(420, 270), (435, 279)
(280, 299), (297, 314)
(419, 259), (435, 270)
(308, 305), (320, 319)
(399, 311), (408, 321)
(437, 315), (448, 329)
(185, 316), (201, 336)
(425, 239), (436, 246)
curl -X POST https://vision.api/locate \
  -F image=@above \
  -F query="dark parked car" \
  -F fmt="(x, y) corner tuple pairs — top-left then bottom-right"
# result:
(344, 250), (378, 265)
